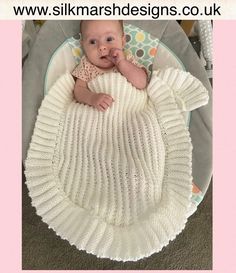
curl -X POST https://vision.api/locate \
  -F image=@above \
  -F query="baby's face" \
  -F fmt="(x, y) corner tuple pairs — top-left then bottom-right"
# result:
(81, 20), (125, 69)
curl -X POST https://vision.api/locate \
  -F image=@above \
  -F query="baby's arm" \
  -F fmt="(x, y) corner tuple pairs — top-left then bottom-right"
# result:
(74, 79), (114, 112)
(74, 78), (93, 105)
(117, 60), (147, 90)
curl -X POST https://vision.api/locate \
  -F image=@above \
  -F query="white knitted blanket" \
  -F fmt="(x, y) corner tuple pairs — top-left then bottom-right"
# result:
(25, 68), (209, 261)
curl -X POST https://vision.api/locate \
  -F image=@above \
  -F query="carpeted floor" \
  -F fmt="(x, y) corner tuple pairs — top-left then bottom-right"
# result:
(22, 169), (212, 270)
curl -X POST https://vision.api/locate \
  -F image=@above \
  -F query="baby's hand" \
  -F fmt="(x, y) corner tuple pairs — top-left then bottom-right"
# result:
(106, 48), (125, 66)
(90, 93), (114, 112)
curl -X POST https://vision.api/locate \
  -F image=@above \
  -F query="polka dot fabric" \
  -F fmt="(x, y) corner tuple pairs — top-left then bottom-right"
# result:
(68, 24), (160, 78)
(124, 24), (159, 77)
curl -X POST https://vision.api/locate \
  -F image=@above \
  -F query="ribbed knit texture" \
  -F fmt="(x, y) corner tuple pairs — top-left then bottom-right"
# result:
(25, 68), (209, 261)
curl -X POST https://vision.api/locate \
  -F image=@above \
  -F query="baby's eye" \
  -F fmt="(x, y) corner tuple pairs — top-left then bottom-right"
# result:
(89, 39), (96, 45)
(106, 36), (114, 42)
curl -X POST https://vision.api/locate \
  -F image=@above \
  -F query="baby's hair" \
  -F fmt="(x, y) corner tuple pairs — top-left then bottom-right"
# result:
(80, 20), (124, 37)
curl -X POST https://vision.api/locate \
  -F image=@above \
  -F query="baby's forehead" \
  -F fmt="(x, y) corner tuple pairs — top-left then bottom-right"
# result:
(81, 21), (122, 37)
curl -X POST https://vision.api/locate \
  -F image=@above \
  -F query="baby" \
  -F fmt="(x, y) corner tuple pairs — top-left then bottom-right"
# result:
(72, 20), (148, 112)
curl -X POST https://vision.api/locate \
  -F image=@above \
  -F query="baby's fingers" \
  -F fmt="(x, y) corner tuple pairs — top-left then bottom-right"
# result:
(96, 104), (106, 112)
(111, 51), (118, 58)
(99, 97), (113, 111)
(103, 96), (114, 106)
(95, 94), (114, 111)
(110, 48), (122, 55)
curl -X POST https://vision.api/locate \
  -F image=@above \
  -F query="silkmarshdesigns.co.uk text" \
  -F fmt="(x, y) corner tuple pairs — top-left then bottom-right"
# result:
(13, 2), (221, 19)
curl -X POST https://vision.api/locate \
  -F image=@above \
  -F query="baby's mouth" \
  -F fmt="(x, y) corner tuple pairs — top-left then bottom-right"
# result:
(100, 55), (108, 60)
(100, 55), (112, 63)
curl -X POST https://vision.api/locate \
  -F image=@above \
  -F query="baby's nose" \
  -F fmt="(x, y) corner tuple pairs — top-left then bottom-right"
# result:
(98, 45), (108, 54)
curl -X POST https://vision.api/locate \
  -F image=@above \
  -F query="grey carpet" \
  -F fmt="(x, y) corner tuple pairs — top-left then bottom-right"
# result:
(22, 169), (212, 270)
